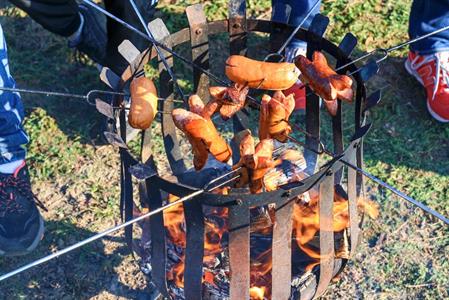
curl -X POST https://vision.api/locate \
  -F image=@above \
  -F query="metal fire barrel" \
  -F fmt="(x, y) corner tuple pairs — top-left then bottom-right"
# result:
(98, 1), (381, 299)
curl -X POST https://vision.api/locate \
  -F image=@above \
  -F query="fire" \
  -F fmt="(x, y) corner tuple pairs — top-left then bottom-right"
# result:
(204, 207), (228, 268)
(163, 196), (187, 287)
(163, 195), (229, 289)
(292, 189), (379, 269)
(250, 286), (267, 300)
(162, 187), (379, 299)
(250, 248), (273, 299)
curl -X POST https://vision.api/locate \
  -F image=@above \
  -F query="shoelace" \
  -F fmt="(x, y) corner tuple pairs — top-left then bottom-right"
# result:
(0, 174), (46, 215)
(409, 52), (449, 101)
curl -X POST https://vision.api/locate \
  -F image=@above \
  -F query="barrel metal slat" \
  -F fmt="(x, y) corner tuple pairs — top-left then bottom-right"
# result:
(229, 205), (250, 300)
(146, 179), (170, 297)
(271, 200), (294, 300)
(186, 4), (211, 103)
(333, 33), (358, 184)
(347, 150), (360, 257)
(313, 172), (335, 298)
(229, 0), (250, 164)
(183, 198), (205, 300)
(305, 14), (329, 174)
(269, 3), (291, 55)
(149, 19), (187, 175)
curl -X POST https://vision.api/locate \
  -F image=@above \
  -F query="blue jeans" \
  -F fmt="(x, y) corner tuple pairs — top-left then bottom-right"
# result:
(271, 0), (321, 49)
(0, 24), (29, 165)
(272, 0), (449, 54)
(409, 0), (449, 54)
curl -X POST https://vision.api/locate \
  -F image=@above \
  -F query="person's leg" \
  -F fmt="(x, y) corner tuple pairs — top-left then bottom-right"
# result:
(0, 24), (44, 256)
(272, 0), (321, 61)
(272, 0), (321, 110)
(287, 0), (321, 32)
(409, 0), (449, 55)
(103, 0), (158, 75)
(272, 0), (289, 24)
(8, 0), (107, 67)
(8, 0), (81, 37)
(405, 0), (449, 122)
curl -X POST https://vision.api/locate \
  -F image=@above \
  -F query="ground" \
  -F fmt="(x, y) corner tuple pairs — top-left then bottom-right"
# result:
(0, 0), (448, 299)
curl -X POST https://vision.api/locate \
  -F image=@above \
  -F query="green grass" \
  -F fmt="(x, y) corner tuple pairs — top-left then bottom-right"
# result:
(0, 0), (448, 299)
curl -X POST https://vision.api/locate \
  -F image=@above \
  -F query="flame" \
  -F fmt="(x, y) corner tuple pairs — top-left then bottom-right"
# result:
(293, 189), (379, 271)
(162, 186), (379, 298)
(250, 286), (266, 300)
(164, 195), (229, 289)
(204, 207), (228, 265)
(250, 248), (273, 299)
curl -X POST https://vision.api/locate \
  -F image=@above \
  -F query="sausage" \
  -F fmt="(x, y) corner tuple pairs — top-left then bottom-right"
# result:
(250, 139), (276, 194)
(128, 76), (158, 129)
(172, 103), (232, 170)
(259, 91), (295, 142)
(225, 55), (300, 90)
(233, 134), (277, 194)
(206, 84), (249, 120)
(295, 51), (353, 103)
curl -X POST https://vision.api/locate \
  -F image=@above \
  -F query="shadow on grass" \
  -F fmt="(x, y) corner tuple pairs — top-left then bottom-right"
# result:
(0, 220), (156, 299)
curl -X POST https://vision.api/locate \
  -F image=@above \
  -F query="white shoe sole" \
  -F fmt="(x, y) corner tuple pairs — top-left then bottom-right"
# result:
(404, 59), (449, 123)
(0, 214), (45, 257)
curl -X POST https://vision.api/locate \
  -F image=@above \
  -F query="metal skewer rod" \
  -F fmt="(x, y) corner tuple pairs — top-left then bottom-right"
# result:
(126, 0), (186, 101)
(0, 191), (204, 282)
(0, 173), (238, 283)
(336, 23), (449, 72)
(81, 0), (227, 88)
(286, 135), (449, 226)
(0, 86), (184, 104)
(339, 158), (449, 226)
(0, 145), (288, 282)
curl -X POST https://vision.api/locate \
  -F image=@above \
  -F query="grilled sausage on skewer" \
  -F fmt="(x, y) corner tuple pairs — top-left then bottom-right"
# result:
(225, 55), (300, 90)
(205, 83), (249, 120)
(172, 95), (232, 170)
(259, 91), (295, 142)
(295, 51), (353, 116)
(233, 132), (277, 194)
(129, 76), (159, 129)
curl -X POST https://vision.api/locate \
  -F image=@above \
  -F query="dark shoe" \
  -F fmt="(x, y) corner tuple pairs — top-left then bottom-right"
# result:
(0, 162), (44, 256)
(69, 3), (108, 66)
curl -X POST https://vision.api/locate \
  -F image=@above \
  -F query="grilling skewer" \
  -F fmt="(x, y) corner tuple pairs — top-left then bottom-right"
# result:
(0, 86), (182, 115)
(0, 145), (286, 282)
(284, 135), (449, 226)
(0, 86), (183, 104)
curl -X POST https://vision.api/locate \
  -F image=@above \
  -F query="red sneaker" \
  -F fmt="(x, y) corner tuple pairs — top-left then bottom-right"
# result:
(283, 81), (306, 110)
(405, 51), (449, 122)
(283, 45), (307, 111)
